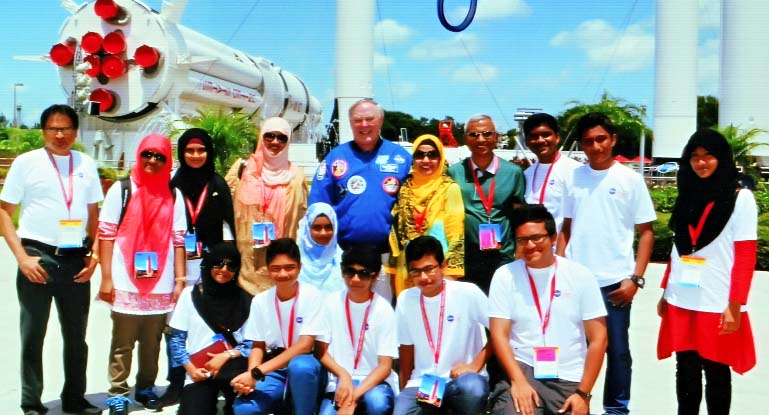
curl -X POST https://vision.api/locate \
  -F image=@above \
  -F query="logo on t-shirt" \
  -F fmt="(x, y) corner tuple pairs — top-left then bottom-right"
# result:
(347, 175), (367, 194)
(382, 176), (400, 195)
(548, 179), (555, 185)
(609, 188), (616, 195)
(296, 316), (304, 324)
(393, 154), (406, 164)
(554, 290), (561, 298)
(447, 315), (455, 322)
(316, 163), (327, 181)
(375, 155), (389, 164)
(331, 159), (348, 178)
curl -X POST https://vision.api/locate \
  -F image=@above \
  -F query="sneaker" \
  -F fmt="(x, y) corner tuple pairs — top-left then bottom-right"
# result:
(104, 396), (130, 415)
(134, 387), (162, 412)
(62, 398), (102, 415)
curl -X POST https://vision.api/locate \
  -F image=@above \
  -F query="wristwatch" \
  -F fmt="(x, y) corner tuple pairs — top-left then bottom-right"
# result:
(227, 349), (237, 359)
(575, 388), (592, 400)
(250, 366), (265, 381)
(630, 275), (645, 289)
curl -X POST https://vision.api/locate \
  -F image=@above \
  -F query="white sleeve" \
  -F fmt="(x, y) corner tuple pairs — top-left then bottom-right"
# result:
(732, 190), (758, 241)
(299, 290), (326, 337)
(562, 177), (575, 219)
(173, 189), (187, 232)
(488, 266), (513, 320)
(0, 156), (26, 204)
(99, 181), (123, 224)
(376, 304), (399, 358)
(470, 284), (490, 328)
(307, 297), (333, 342)
(169, 288), (193, 331)
(82, 156), (104, 204)
(632, 176), (657, 224)
(395, 293), (414, 345)
(242, 298), (264, 342)
(577, 265), (608, 320)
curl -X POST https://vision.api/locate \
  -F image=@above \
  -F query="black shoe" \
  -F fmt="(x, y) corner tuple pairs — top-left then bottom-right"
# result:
(157, 384), (183, 408)
(22, 408), (48, 415)
(135, 387), (162, 412)
(62, 398), (102, 415)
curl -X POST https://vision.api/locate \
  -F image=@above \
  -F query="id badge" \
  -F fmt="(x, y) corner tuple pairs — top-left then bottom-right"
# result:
(134, 251), (159, 279)
(184, 233), (202, 260)
(416, 374), (446, 407)
(478, 223), (502, 251)
(252, 222), (276, 248)
(678, 255), (706, 287)
(533, 346), (559, 379)
(57, 220), (85, 248)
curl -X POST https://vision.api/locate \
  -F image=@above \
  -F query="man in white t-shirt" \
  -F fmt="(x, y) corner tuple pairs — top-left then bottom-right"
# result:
(394, 235), (490, 415)
(231, 238), (327, 415)
(559, 113), (655, 415)
(0, 105), (103, 415)
(316, 245), (398, 415)
(489, 204), (607, 415)
(522, 113), (582, 241)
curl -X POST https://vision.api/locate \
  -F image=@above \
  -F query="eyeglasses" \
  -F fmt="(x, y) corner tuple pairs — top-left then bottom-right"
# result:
(515, 234), (550, 245)
(414, 150), (440, 160)
(466, 131), (495, 138)
(44, 127), (75, 135)
(342, 266), (378, 280)
(407, 264), (440, 278)
(140, 151), (167, 163)
(212, 259), (240, 272)
(263, 132), (289, 143)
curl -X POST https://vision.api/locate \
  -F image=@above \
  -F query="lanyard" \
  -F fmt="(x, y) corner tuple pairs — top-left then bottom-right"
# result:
(274, 285), (299, 348)
(471, 158), (498, 218)
(46, 149), (74, 216)
(414, 206), (428, 233)
(526, 261), (557, 339)
(345, 292), (374, 370)
(184, 184), (209, 228)
(688, 201), (716, 250)
(531, 153), (560, 205)
(419, 281), (446, 366)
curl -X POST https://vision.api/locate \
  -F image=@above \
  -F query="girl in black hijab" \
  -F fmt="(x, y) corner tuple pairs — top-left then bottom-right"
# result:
(657, 129), (758, 415)
(169, 243), (252, 415)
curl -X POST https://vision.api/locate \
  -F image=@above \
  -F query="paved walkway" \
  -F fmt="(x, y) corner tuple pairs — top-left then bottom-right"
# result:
(0, 242), (766, 414)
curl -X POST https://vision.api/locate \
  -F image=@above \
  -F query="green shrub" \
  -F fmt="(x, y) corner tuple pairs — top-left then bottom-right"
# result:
(649, 186), (678, 213)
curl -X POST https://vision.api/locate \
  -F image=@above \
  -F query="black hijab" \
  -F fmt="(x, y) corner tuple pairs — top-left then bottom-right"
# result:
(670, 129), (739, 254)
(192, 243), (252, 332)
(170, 128), (235, 247)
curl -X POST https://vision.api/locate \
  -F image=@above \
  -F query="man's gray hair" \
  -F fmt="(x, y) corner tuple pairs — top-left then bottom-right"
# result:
(464, 114), (495, 133)
(348, 98), (385, 119)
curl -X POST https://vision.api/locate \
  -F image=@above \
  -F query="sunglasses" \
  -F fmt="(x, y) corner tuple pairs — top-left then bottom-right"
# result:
(212, 259), (240, 272)
(263, 132), (289, 143)
(414, 150), (440, 160)
(342, 266), (377, 280)
(466, 131), (495, 138)
(140, 151), (167, 163)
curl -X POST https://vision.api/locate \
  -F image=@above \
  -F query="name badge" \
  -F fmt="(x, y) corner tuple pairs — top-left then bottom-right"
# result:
(57, 219), (85, 248)
(479, 223), (502, 251)
(252, 222), (276, 248)
(417, 374), (446, 407)
(134, 251), (159, 279)
(678, 255), (706, 287)
(184, 233), (203, 260)
(533, 346), (559, 379)
(380, 163), (398, 173)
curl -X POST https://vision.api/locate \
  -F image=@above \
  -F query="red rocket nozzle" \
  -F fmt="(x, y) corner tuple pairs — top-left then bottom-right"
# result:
(103, 30), (126, 54)
(81, 32), (103, 54)
(83, 55), (102, 77)
(89, 88), (116, 112)
(101, 55), (126, 78)
(50, 43), (75, 66)
(134, 45), (160, 69)
(94, 0), (120, 20)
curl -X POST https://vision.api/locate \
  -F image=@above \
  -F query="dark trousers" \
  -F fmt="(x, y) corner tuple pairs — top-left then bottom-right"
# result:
(17, 242), (90, 412)
(180, 377), (238, 415)
(676, 351), (731, 415)
(601, 282), (632, 414)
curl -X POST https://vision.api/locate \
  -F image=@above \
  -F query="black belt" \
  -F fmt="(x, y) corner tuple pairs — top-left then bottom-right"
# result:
(20, 238), (58, 255)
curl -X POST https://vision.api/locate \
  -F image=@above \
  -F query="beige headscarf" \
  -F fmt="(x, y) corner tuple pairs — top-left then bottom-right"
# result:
(237, 117), (297, 205)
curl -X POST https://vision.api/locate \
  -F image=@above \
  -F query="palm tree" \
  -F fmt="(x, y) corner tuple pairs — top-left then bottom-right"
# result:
(713, 124), (768, 178)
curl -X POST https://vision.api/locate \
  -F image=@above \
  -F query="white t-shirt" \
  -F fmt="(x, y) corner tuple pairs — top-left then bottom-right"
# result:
(316, 290), (399, 393)
(242, 281), (325, 350)
(563, 162), (656, 286)
(169, 286), (249, 384)
(665, 190), (758, 313)
(395, 279), (489, 388)
(489, 257), (606, 382)
(99, 179), (186, 314)
(0, 148), (103, 245)
(524, 155), (582, 235)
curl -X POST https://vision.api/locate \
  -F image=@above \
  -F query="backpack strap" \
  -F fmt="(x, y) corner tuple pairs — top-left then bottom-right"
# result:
(118, 177), (132, 228)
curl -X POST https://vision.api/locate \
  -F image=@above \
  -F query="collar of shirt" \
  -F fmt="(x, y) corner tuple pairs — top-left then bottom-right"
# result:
(470, 156), (499, 178)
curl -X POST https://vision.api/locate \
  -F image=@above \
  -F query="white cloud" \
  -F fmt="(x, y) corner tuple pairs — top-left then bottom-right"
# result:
(697, 38), (719, 96)
(408, 33), (481, 60)
(453, 64), (498, 82)
(550, 19), (654, 72)
(374, 19), (413, 47)
(393, 81), (418, 99)
(698, 0), (720, 30)
(374, 53), (393, 72)
(450, 0), (530, 22)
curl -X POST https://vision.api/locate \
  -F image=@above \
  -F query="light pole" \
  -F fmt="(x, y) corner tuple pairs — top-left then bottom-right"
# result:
(13, 83), (23, 128)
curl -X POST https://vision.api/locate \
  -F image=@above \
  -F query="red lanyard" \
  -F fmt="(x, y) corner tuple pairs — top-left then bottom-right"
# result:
(419, 281), (446, 365)
(46, 149), (74, 216)
(345, 292), (374, 370)
(414, 206), (428, 233)
(471, 158), (498, 218)
(531, 153), (560, 204)
(184, 184), (209, 227)
(274, 285), (299, 348)
(688, 201), (716, 249)
(526, 261), (557, 337)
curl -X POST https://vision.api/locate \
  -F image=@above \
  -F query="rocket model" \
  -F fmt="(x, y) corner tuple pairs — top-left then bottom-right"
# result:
(48, 0), (322, 162)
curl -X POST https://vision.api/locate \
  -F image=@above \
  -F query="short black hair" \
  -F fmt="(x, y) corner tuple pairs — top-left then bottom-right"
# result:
(341, 244), (382, 272)
(576, 112), (615, 139)
(523, 113), (558, 136)
(405, 235), (445, 266)
(510, 204), (557, 237)
(265, 238), (301, 265)
(41, 104), (79, 129)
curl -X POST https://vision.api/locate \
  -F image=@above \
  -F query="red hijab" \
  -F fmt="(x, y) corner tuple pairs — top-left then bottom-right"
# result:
(117, 134), (174, 295)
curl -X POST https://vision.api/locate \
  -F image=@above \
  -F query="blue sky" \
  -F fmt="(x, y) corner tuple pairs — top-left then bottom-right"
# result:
(0, 0), (720, 132)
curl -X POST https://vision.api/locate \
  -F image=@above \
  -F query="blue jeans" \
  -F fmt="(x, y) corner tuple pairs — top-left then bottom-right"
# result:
(393, 372), (489, 415)
(601, 281), (632, 414)
(319, 383), (394, 415)
(233, 354), (326, 415)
